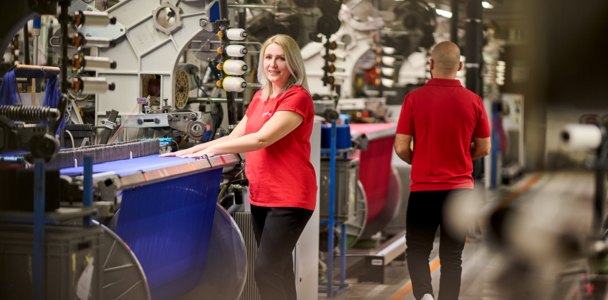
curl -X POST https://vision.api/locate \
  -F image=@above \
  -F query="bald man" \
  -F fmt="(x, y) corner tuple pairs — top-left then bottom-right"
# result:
(394, 42), (491, 300)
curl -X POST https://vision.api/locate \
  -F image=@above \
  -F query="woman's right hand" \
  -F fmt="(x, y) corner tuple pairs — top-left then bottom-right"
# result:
(159, 146), (202, 157)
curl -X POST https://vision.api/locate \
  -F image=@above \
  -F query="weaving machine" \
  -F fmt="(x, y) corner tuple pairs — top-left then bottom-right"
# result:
(0, 2), (248, 298)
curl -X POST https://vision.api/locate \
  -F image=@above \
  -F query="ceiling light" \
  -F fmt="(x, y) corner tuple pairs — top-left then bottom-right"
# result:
(436, 9), (452, 18)
(482, 1), (494, 9)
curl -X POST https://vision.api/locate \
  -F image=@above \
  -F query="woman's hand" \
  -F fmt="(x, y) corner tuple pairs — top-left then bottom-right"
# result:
(180, 146), (217, 158)
(159, 145), (203, 157)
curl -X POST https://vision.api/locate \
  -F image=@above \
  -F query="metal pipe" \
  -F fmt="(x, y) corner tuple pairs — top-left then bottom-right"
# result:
(22, 25), (30, 65)
(451, 0), (459, 44)
(33, 160), (45, 300)
(465, 0), (483, 98)
(227, 4), (274, 8)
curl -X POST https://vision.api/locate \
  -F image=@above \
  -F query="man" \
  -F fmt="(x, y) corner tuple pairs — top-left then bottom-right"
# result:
(395, 41), (491, 300)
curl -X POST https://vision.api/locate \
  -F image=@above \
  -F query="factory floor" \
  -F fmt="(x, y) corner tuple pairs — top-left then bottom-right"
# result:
(320, 171), (596, 300)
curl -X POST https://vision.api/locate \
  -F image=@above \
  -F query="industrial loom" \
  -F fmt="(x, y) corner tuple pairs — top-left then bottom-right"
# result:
(0, 0), (249, 299)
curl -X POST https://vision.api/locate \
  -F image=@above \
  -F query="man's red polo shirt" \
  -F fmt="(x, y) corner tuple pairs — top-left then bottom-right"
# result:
(396, 78), (490, 191)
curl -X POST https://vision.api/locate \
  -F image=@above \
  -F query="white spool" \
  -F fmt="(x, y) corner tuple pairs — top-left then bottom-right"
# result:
(83, 56), (114, 71)
(223, 60), (247, 75)
(382, 47), (396, 55)
(226, 28), (247, 41)
(222, 76), (246, 92)
(81, 77), (111, 94)
(382, 56), (396, 67)
(225, 45), (247, 57)
(381, 67), (394, 76)
(83, 37), (114, 48)
(561, 124), (603, 150)
(381, 78), (394, 88)
(82, 11), (112, 27)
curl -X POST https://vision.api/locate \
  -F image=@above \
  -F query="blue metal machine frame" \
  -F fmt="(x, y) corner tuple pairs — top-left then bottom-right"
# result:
(319, 120), (350, 297)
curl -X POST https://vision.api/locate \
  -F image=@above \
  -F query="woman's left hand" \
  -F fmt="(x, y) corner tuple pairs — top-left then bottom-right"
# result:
(180, 146), (217, 158)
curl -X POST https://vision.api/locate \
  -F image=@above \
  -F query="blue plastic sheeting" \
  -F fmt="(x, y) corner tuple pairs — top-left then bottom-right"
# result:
(42, 76), (64, 135)
(59, 155), (197, 176)
(116, 168), (221, 300)
(0, 70), (21, 105)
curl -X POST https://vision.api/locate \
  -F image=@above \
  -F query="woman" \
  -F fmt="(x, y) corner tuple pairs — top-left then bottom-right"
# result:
(160, 34), (316, 300)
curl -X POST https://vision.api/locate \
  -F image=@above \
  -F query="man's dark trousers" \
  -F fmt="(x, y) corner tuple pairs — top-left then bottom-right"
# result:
(406, 190), (468, 300)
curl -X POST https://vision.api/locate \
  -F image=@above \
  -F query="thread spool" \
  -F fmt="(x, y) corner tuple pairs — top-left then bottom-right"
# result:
(226, 28), (247, 41)
(381, 67), (394, 76)
(561, 124), (603, 150)
(83, 37), (116, 48)
(225, 45), (247, 57)
(73, 11), (117, 27)
(222, 77), (246, 92)
(82, 56), (117, 71)
(381, 78), (394, 88)
(223, 60), (248, 75)
(382, 47), (396, 55)
(76, 77), (115, 94)
(381, 56), (396, 67)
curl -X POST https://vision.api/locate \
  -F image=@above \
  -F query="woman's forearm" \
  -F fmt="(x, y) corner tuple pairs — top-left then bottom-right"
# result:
(194, 135), (233, 151)
(209, 133), (266, 155)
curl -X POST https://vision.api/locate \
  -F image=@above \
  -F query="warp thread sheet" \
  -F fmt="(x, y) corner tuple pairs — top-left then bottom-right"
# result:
(116, 168), (222, 300)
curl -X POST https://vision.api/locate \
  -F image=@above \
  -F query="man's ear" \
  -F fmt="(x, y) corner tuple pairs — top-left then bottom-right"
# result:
(458, 61), (463, 72)
(429, 59), (435, 70)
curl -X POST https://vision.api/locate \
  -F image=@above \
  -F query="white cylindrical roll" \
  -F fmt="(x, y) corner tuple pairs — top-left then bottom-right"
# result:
(561, 124), (603, 150)
(382, 56), (396, 67)
(225, 45), (247, 57)
(223, 76), (246, 92)
(83, 37), (114, 48)
(82, 11), (112, 27)
(226, 28), (247, 41)
(81, 77), (111, 94)
(83, 56), (116, 71)
(381, 67), (394, 76)
(223, 59), (247, 75)
(382, 47), (396, 55)
(381, 78), (394, 88)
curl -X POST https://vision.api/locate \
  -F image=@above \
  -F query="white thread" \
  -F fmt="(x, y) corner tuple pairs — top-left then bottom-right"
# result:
(226, 28), (247, 41)
(81, 77), (110, 94)
(74, 158), (77, 168)
(561, 124), (602, 149)
(82, 11), (111, 27)
(130, 151), (132, 159)
(222, 77), (246, 92)
(223, 60), (247, 75)
(382, 47), (396, 55)
(225, 45), (247, 57)
(381, 67), (394, 76)
(381, 78), (394, 88)
(382, 56), (396, 67)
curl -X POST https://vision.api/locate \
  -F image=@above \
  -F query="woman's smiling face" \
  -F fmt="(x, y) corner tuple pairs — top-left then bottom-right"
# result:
(263, 43), (290, 89)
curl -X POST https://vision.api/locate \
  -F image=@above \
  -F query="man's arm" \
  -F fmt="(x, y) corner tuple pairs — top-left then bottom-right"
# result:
(395, 133), (413, 164)
(471, 137), (491, 160)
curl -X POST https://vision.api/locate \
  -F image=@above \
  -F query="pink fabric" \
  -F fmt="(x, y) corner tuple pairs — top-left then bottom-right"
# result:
(348, 124), (395, 223)
(349, 123), (395, 135)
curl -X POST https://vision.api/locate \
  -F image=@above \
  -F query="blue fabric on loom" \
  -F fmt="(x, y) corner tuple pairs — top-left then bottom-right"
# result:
(0, 70), (22, 105)
(116, 168), (221, 300)
(42, 76), (64, 135)
(59, 154), (197, 176)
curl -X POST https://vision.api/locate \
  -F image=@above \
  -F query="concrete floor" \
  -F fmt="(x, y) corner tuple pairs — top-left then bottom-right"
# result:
(320, 171), (597, 300)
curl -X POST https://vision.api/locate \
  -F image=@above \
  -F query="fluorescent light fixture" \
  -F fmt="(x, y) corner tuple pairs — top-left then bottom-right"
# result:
(482, 1), (494, 9)
(436, 9), (452, 18)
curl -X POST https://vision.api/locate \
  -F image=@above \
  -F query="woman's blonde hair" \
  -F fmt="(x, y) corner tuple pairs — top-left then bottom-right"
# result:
(257, 34), (309, 101)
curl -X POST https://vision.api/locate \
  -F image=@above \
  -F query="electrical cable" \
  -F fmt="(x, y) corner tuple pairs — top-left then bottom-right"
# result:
(65, 129), (75, 148)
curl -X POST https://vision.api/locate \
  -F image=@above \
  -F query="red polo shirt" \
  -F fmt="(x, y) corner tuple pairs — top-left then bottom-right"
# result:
(396, 78), (490, 191)
(245, 86), (317, 210)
